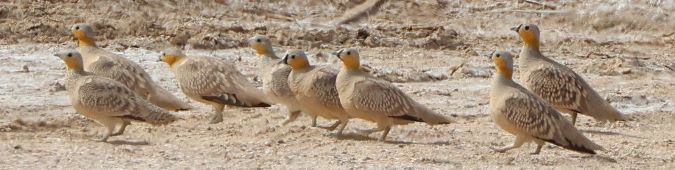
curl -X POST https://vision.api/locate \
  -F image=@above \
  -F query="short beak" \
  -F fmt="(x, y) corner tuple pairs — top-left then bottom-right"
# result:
(157, 55), (162, 62)
(510, 24), (521, 32)
(53, 54), (61, 59)
(488, 51), (495, 59)
(282, 54), (289, 65)
(332, 50), (342, 60)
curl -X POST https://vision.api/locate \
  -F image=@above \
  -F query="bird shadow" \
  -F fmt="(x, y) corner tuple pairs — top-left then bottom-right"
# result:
(327, 132), (451, 146)
(579, 129), (645, 139)
(106, 139), (151, 146)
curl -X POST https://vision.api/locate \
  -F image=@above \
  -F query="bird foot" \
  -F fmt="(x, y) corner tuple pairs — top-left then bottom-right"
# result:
(209, 115), (224, 124)
(490, 146), (510, 153)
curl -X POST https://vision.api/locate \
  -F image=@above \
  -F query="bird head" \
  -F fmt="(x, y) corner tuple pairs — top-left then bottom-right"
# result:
(334, 48), (360, 70)
(159, 48), (186, 67)
(54, 51), (84, 70)
(282, 50), (310, 70)
(511, 23), (540, 49)
(248, 35), (273, 56)
(71, 23), (96, 46)
(491, 51), (514, 80)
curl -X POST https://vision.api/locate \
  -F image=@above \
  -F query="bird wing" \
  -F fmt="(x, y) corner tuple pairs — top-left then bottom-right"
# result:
(76, 76), (143, 117)
(350, 77), (417, 119)
(525, 66), (589, 113)
(305, 67), (343, 109)
(86, 52), (154, 98)
(177, 57), (267, 106)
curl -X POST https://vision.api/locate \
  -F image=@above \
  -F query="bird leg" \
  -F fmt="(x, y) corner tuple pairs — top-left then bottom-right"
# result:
(280, 110), (302, 126)
(97, 120), (117, 142)
(311, 115), (318, 127)
(491, 135), (526, 153)
(110, 120), (130, 136)
(532, 140), (545, 155)
(336, 119), (350, 137)
(209, 105), (225, 124)
(378, 126), (392, 141)
(318, 120), (341, 131)
(571, 112), (578, 125)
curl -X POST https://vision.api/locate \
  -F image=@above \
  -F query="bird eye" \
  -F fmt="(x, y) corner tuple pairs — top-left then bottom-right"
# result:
(75, 26), (80, 30)
(495, 54), (501, 58)
(67, 53), (72, 57)
(291, 55), (295, 59)
(524, 26), (529, 30)
(346, 52), (351, 55)
(256, 39), (261, 43)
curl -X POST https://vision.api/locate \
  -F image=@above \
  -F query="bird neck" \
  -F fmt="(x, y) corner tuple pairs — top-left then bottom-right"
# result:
(67, 65), (85, 74)
(167, 56), (185, 68)
(521, 34), (540, 50)
(495, 61), (513, 80)
(78, 37), (97, 47)
(290, 61), (310, 71)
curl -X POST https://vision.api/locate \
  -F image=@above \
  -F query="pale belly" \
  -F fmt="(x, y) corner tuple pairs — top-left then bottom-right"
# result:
(491, 111), (523, 136)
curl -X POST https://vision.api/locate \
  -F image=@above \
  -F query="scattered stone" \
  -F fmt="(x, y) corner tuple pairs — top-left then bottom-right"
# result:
(423, 70), (448, 81)
(453, 66), (492, 78)
(20, 64), (29, 73)
(49, 81), (66, 92)
(13, 145), (21, 150)
(618, 68), (632, 74)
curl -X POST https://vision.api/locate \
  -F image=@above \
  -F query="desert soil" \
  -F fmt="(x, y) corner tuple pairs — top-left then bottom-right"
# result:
(1, 0), (674, 169)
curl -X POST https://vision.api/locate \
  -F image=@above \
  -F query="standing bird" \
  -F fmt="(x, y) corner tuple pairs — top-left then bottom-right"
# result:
(71, 23), (191, 111)
(283, 50), (351, 136)
(488, 51), (604, 154)
(247, 35), (317, 126)
(55, 51), (177, 142)
(159, 48), (271, 124)
(334, 48), (452, 141)
(512, 24), (627, 125)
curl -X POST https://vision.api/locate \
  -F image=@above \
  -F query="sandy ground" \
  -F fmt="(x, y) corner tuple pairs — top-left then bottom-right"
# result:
(1, 0), (674, 169)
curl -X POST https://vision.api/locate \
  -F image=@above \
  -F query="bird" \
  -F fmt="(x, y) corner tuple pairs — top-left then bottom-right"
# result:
(70, 23), (191, 111)
(334, 48), (452, 141)
(55, 51), (177, 142)
(488, 51), (604, 154)
(283, 50), (351, 136)
(247, 35), (317, 126)
(511, 23), (627, 126)
(159, 48), (271, 124)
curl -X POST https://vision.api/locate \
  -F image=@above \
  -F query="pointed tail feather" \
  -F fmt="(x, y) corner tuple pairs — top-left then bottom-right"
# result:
(414, 105), (453, 125)
(125, 99), (178, 125)
(549, 119), (605, 154)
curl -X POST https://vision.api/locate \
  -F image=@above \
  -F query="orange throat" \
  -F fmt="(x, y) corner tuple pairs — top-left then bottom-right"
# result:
(520, 32), (540, 49)
(495, 59), (512, 80)
(340, 57), (360, 71)
(74, 30), (96, 46)
(166, 57), (184, 68)
(290, 61), (310, 70)
(496, 65), (512, 80)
